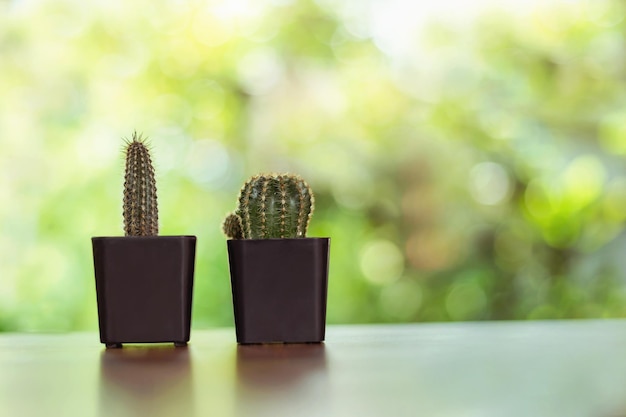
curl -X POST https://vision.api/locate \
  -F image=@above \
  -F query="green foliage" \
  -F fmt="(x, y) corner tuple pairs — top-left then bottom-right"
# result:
(123, 132), (158, 236)
(2, 0), (626, 331)
(226, 173), (314, 239)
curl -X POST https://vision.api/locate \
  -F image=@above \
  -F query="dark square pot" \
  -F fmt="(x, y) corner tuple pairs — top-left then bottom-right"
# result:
(227, 238), (330, 344)
(92, 236), (196, 347)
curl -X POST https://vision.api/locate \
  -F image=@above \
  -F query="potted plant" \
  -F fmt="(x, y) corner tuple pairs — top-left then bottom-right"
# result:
(222, 173), (330, 344)
(92, 132), (196, 348)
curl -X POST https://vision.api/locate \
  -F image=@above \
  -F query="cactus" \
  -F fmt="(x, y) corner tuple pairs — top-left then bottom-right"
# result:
(123, 132), (159, 236)
(224, 173), (314, 239)
(222, 213), (244, 240)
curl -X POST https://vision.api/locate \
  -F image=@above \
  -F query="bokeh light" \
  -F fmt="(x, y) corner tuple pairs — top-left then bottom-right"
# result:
(1, 0), (626, 331)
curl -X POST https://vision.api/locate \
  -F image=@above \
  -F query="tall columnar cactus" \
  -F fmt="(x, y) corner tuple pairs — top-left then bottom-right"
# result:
(123, 132), (159, 236)
(223, 173), (314, 239)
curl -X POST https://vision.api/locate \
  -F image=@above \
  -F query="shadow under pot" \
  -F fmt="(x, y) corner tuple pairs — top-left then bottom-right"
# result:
(227, 238), (330, 344)
(92, 236), (196, 348)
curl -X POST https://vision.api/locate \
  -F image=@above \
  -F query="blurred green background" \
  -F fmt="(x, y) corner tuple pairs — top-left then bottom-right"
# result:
(1, 0), (626, 332)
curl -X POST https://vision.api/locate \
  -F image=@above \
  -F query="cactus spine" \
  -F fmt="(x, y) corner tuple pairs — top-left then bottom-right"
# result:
(123, 132), (159, 236)
(223, 173), (314, 239)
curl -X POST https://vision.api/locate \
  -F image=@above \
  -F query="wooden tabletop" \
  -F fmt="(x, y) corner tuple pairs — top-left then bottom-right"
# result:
(2, 320), (626, 417)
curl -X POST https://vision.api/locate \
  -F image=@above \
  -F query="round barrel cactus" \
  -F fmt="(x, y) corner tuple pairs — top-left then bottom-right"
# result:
(223, 173), (314, 239)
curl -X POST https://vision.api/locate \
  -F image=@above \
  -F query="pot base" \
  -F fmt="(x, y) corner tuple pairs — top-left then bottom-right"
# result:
(105, 342), (187, 348)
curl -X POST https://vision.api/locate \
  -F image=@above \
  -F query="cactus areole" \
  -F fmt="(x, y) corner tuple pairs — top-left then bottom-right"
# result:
(223, 173), (314, 240)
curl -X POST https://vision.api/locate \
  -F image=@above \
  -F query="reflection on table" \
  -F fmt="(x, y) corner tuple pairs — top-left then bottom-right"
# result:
(2, 322), (626, 417)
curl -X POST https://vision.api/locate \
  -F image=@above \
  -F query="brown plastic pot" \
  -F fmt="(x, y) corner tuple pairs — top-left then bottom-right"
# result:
(227, 238), (330, 344)
(92, 236), (196, 348)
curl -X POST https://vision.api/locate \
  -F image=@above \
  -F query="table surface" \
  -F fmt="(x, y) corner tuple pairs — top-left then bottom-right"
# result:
(2, 320), (626, 417)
